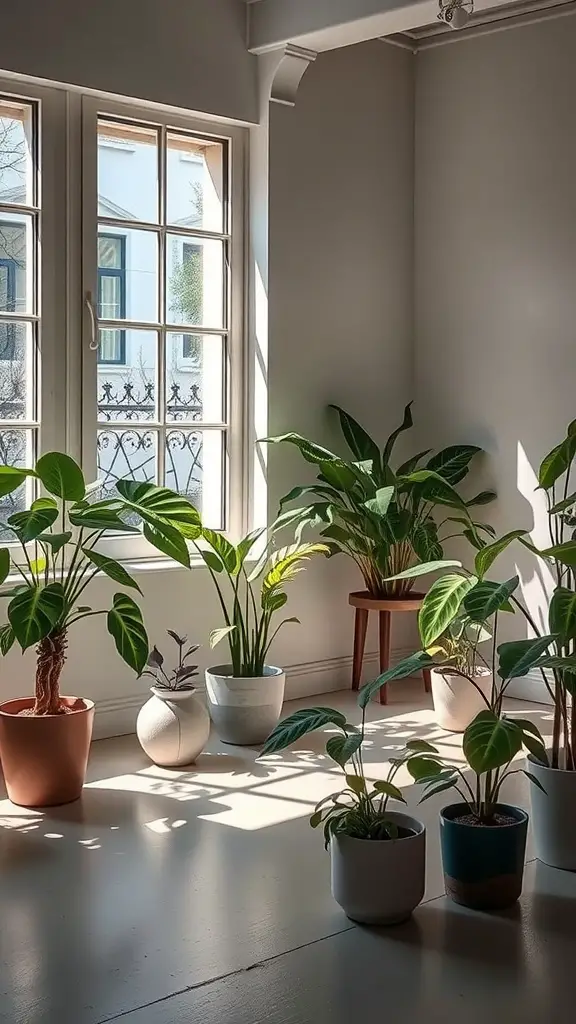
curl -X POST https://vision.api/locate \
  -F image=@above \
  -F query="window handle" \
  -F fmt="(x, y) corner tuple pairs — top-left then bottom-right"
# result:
(85, 292), (99, 351)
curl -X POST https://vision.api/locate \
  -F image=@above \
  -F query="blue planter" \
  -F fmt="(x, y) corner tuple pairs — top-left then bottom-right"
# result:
(440, 802), (528, 910)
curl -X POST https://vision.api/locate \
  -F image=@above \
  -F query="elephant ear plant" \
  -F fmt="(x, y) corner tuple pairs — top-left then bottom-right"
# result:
(265, 403), (495, 598)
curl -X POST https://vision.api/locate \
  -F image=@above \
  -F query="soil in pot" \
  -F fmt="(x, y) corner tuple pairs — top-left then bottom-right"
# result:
(330, 811), (426, 925)
(0, 696), (95, 808)
(528, 753), (576, 871)
(440, 802), (528, 910)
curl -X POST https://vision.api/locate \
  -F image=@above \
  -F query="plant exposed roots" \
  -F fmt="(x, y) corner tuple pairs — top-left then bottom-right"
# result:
(33, 631), (68, 716)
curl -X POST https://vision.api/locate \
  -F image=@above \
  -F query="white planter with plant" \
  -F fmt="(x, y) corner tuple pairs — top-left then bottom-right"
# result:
(194, 527), (328, 745)
(137, 631), (209, 767)
(423, 611), (493, 732)
(261, 684), (428, 925)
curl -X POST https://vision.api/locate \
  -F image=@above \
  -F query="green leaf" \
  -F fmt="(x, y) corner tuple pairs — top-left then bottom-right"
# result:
(498, 635), (556, 681)
(345, 774), (366, 795)
(539, 435), (576, 490)
(405, 738), (439, 753)
(106, 592), (148, 674)
(35, 452), (86, 501)
(359, 651), (434, 708)
(0, 622), (15, 656)
(406, 756), (444, 782)
(263, 432), (339, 466)
(426, 445), (481, 485)
(260, 706), (347, 756)
(0, 547), (11, 586)
(143, 521), (190, 568)
(82, 549), (142, 594)
(396, 450), (433, 476)
(382, 559), (462, 584)
(209, 625), (237, 649)
(363, 486), (394, 518)
(30, 557), (46, 576)
(550, 492), (576, 514)
(382, 402), (413, 464)
(235, 528), (266, 573)
(38, 532), (72, 554)
(0, 466), (30, 498)
(524, 770), (547, 792)
(474, 530), (526, 578)
(278, 484), (342, 508)
(463, 711), (522, 773)
(329, 405), (381, 470)
(326, 732), (363, 768)
(412, 520), (443, 562)
(8, 583), (67, 650)
(200, 549), (224, 573)
(401, 469), (467, 510)
(372, 779), (406, 802)
(309, 810), (323, 829)
(202, 529), (237, 574)
(318, 460), (358, 493)
(68, 504), (140, 533)
(463, 576), (519, 623)
(262, 591), (288, 613)
(511, 717), (548, 765)
(540, 541), (576, 567)
(116, 480), (202, 537)
(465, 490), (497, 508)
(8, 502), (59, 542)
(262, 543), (328, 596)
(419, 778), (459, 804)
(549, 587), (576, 641)
(418, 573), (478, 648)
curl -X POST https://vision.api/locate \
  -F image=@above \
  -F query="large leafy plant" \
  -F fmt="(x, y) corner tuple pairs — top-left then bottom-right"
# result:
(191, 524), (329, 677)
(265, 403), (494, 598)
(261, 701), (431, 846)
(0, 457), (201, 715)
(377, 558), (552, 821)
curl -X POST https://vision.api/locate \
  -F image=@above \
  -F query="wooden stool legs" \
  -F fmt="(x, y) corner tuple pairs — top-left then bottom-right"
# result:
(352, 608), (369, 691)
(378, 611), (391, 705)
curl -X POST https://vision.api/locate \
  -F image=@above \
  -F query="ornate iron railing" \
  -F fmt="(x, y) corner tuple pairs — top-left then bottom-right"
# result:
(97, 379), (203, 422)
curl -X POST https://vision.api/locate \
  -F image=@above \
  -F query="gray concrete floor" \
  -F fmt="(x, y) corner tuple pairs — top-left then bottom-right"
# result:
(0, 683), (571, 1024)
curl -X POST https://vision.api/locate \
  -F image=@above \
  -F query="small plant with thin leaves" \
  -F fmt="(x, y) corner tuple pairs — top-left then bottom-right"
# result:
(143, 631), (200, 692)
(0, 457), (202, 715)
(265, 402), (495, 599)
(261, 704), (430, 846)
(191, 523), (329, 677)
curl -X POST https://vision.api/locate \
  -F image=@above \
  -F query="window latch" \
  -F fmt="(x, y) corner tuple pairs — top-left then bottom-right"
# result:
(85, 292), (99, 351)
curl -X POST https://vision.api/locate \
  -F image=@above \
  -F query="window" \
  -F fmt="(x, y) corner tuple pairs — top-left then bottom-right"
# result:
(180, 242), (202, 361)
(98, 233), (126, 364)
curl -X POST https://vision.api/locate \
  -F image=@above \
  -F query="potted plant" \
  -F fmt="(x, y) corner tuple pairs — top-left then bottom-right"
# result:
(190, 525), (329, 745)
(0, 458), (201, 807)
(521, 420), (576, 869)
(261, 702), (428, 925)
(265, 402), (495, 599)
(374, 565), (550, 910)
(136, 631), (210, 767)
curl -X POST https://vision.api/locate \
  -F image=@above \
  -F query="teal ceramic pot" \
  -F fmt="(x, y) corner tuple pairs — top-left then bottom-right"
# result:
(440, 802), (528, 910)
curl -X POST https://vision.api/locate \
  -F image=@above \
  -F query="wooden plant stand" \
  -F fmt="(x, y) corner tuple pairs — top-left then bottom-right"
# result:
(349, 591), (432, 705)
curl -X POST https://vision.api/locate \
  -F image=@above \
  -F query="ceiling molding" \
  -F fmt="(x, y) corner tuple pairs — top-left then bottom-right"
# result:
(380, 0), (576, 48)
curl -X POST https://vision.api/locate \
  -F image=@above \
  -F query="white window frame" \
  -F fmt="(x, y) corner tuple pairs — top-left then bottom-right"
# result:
(80, 97), (248, 563)
(0, 76), (68, 529)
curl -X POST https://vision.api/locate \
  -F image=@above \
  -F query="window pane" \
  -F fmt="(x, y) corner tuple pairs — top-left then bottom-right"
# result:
(167, 133), (224, 233)
(98, 234), (124, 269)
(0, 428), (34, 539)
(0, 213), (33, 314)
(97, 428), (157, 498)
(166, 333), (224, 423)
(0, 320), (34, 419)
(0, 99), (34, 207)
(98, 329), (157, 420)
(165, 429), (224, 528)
(97, 228), (157, 324)
(98, 119), (158, 223)
(166, 235), (224, 329)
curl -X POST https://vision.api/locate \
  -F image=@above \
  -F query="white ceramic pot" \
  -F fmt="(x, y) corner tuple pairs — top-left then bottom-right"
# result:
(431, 667), (492, 733)
(528, 754), (576, 871)
(205, 665), (286, 745)
(136, 687), (210, 767)
(330, 811), (426, 925)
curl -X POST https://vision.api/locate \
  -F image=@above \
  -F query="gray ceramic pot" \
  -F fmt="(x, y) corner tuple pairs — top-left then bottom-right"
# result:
(205, 665), (285, 745)
(330, 811), (426, 925)
(528, 754), (576, 871)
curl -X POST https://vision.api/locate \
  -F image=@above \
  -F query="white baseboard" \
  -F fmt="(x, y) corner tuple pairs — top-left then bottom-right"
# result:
(93, 647), (414, 740)
(506, 669), (554, 706)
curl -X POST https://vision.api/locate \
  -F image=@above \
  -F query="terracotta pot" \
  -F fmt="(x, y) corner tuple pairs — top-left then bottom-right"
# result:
(0, 696), (95, 808)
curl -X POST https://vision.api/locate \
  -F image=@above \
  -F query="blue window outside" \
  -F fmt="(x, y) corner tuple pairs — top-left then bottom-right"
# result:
(98, 233), (126, 364)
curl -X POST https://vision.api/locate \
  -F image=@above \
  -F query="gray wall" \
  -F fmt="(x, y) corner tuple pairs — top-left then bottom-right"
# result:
(0, 0), (257, 123)
(415, 16), (576, 687)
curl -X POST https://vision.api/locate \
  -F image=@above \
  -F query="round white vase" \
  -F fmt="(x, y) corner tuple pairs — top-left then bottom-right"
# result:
(431, 667), (492, 733)
(330, 812), (426, 925)
(205, 665), (285, 745)
(136, 687), (210, 767)
(528, 754), (576, 871)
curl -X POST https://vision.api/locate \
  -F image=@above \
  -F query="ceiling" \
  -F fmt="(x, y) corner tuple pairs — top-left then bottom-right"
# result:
(395, 0), (576, 46)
